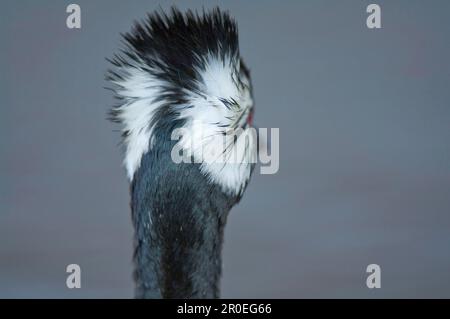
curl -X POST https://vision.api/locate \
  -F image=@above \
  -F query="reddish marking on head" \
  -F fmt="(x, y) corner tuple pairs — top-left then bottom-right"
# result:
(247, 109), (254, 126)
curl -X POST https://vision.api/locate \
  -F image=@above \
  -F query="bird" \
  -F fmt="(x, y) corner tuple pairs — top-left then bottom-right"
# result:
(106, 7), (256, 299)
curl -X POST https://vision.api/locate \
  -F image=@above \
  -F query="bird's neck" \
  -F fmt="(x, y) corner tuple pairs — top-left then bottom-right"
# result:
(130, 148), (235, 298)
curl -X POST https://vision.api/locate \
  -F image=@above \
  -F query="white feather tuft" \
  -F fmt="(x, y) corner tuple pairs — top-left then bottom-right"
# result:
(112, 68), (165, 180)
(179, 54), (256, 195)
(111, 54), (255, 195)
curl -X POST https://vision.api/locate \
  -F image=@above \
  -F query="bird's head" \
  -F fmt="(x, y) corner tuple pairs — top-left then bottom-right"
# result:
(107, 8), (256, 196)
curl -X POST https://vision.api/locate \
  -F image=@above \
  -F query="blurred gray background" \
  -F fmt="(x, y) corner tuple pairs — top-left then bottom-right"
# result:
(1, 0), (450, 298)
